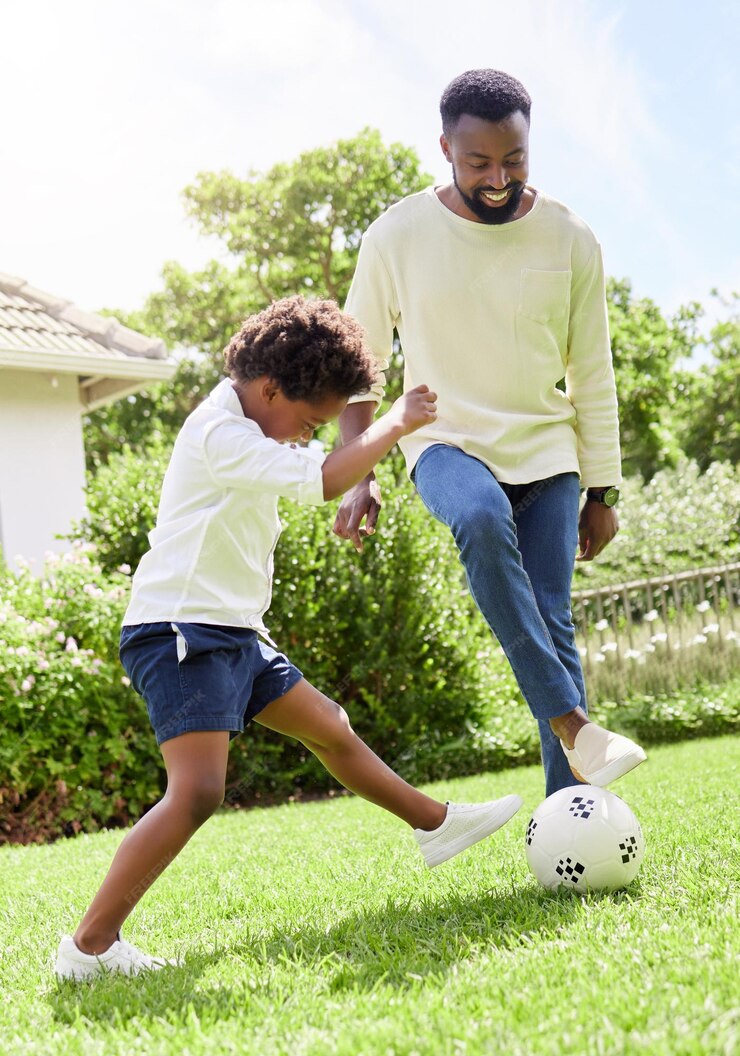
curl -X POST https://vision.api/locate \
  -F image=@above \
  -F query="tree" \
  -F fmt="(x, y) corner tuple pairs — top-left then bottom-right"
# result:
(606, 278), (702, 480)
(83, 129), (431, 462)
(673, 292), (740, 470)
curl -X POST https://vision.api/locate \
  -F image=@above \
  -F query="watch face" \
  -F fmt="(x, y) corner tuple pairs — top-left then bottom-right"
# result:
(603, 487), (619, 507)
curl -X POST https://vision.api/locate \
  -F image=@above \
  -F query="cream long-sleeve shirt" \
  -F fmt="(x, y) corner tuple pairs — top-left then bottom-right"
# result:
(344, 186), (622, 487)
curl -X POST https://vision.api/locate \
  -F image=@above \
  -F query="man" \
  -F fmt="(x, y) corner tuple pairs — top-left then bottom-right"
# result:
(333, 68), (645, 796)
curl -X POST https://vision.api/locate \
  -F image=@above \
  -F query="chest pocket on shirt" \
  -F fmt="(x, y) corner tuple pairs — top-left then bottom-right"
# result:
(518, 268), (572, 325)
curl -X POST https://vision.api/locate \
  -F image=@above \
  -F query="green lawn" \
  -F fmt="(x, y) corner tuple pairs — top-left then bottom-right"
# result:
(2, 737), (739, 1056)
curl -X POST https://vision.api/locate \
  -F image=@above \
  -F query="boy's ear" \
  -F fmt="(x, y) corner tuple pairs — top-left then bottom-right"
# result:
(262, 378), (281, 403)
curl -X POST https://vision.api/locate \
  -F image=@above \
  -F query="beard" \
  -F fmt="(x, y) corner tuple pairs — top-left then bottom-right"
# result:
(452, 167), (526, 225)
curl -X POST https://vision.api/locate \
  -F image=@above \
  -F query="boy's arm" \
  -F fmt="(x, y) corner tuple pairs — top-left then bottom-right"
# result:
(322, 386), (435, 508)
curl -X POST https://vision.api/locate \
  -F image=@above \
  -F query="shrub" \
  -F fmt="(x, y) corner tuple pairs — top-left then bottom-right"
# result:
(68, 442), (172, 575)
(0, 549), (162, 843)
(573, 459), (740, 588)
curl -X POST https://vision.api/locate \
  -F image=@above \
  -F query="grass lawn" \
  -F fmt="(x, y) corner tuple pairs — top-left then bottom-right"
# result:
(2, 736), (739, 1056)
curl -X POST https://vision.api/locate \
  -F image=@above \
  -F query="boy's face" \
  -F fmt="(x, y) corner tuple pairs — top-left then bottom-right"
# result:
(245, 380), (348, 443)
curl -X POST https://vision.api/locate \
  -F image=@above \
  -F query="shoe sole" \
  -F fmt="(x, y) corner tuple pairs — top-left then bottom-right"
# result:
(579, 746), (647, 787)
(55, 956), (175, 981)
(424, 794), (523, 868)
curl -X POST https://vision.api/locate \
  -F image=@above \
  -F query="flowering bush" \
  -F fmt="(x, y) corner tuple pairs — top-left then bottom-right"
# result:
(0, 547), (162, 843)
(573, 459), (740, 587)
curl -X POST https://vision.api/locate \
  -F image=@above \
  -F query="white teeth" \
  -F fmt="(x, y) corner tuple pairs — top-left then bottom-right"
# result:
(483, 190), (508, 202)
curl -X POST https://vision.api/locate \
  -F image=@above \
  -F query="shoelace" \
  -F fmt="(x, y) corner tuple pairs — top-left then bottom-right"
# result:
(114, 938), (151, 965)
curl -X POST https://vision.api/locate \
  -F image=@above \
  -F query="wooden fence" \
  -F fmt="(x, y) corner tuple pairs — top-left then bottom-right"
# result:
(572, 562), (740, 674)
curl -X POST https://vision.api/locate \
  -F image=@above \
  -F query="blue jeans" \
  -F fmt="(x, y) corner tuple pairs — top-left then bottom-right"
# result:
(412, 444), (586, 796)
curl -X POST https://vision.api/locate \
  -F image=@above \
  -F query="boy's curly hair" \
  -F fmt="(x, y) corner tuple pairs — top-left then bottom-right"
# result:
(224, 296), (378, 402)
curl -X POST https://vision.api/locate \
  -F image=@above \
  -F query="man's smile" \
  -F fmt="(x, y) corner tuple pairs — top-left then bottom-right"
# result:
(480, 188), (511, 203)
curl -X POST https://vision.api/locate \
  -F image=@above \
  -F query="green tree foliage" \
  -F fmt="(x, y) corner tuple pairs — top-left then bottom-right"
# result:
(606, 278), (702, 480)
(673, 293), (740, 470)
(83, 129), (431, 464)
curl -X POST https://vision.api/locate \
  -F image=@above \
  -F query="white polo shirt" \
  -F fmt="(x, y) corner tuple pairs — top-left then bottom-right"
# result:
(123, 378), (327, 635)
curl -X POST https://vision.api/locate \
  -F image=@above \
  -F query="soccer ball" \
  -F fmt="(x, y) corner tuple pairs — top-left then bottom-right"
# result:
(525, 785), (645, 893)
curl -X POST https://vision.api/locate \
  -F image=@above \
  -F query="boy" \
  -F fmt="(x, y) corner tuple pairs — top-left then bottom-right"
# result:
(55, 296), (523, 981)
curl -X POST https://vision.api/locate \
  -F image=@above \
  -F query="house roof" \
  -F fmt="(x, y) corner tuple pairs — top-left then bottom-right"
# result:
(0, 273), (176, 411)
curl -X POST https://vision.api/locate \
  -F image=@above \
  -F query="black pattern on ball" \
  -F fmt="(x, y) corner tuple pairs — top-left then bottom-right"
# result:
(568, 796), (596, 819)
(526, 818), (538, 846)
(555, 856), (586, 883)
(619, 835), (639, 863)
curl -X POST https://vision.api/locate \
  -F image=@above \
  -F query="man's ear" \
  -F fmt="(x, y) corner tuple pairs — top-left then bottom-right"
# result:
(440, 133), (452, 163)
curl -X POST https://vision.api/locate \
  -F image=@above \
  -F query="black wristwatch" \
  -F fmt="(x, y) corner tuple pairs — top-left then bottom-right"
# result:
(586, 486), (620, 508)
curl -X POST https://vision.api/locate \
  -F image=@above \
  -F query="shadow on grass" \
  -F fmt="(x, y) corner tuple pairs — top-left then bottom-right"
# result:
(47, 880), (641, 1027)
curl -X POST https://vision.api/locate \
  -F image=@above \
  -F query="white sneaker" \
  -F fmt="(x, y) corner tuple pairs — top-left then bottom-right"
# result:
(55, 933), (177, 981)
(414, 794), (523, 868)
(560, 723), (647, 786)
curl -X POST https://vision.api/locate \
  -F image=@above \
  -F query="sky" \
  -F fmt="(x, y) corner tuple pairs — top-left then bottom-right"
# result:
(1, 0), (738, 343)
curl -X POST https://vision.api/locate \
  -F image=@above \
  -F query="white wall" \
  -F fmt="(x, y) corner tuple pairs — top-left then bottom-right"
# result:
(0, 369), (86, 571)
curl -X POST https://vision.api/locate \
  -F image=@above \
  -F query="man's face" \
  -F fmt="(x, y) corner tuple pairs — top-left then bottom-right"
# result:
(440, 111), (530, 225)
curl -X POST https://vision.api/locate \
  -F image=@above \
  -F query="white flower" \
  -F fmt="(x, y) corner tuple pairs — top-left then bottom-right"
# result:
(726, 631), (738, 642)
(691, 634), (708, 645)
(643, 643), (656, 653)
(20, 678), (33, 692)
(651, 633), (668, 644)
(601, 641), (618, 652)
(644, 609), (659, 622)
(69, 656), (83, 667)
(117, 563), (132, 575)
(595, 619), (609, 632)
(593, 653), (606, 663)
(696, 601), (711, 613)
(121, 676), (131, 687)
(703, 624), (719, 634)
(15, 646), (29, 657)
(55, 631), (66, 644)
(625, 649), (641, 660)
(38, 658), (50, 670)
(65, 637), (78, 653)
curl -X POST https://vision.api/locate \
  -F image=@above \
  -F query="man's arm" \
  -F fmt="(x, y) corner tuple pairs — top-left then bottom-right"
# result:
(566, 243), (622, 561)
(333, 229), (399, 550)
(333, 401), (382, 551)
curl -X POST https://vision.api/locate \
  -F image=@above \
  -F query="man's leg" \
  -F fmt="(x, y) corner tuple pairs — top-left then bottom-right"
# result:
(512, 473), (587, 795)
(413, 445), (582, 735)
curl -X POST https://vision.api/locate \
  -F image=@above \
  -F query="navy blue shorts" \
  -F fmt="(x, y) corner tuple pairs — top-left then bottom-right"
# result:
(119, 622), (304, 745)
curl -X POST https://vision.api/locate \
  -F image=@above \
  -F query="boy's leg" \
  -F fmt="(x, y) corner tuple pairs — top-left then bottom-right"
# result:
(73, 730), (230, 954)
(254, 679), (446, 830)
(254, 679), (523, 868)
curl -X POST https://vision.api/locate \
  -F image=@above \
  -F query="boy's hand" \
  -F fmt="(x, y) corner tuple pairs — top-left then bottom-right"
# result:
(386, 385), (437, 435)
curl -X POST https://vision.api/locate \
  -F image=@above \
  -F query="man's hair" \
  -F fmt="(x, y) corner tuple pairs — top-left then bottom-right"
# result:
(440, 69), (531, 134)
(224, 295), (377, 402)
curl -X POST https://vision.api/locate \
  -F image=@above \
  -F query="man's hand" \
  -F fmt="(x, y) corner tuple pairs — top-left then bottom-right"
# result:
(333, 476), (383, 553)
(577, 500), (619, 561)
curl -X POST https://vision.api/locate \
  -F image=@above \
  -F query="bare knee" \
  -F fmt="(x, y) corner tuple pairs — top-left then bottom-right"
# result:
(166, 777), (225, 828)
(302, 699), (354, 754)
